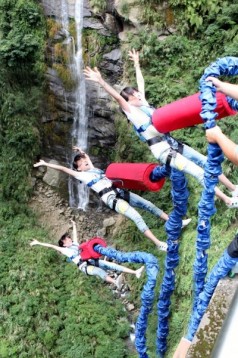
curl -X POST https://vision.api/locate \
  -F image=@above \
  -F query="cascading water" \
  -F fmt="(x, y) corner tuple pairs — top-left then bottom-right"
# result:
(68, 0), (89, 210)
(53, 0), (89, 210)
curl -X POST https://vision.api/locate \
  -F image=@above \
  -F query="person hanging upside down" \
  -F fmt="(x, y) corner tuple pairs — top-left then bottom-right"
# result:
(30, 219), (145, 289)
(205, 76), (238, 167)
(34, 148), (191, 251)
(83, 50), (238, 208)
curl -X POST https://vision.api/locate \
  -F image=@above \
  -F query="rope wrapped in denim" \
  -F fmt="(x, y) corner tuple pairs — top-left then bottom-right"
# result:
(186, 56), (238, 343)
(186, 250), (238, 342)
(156, 168), (189, 357)
(94, 245), (159, 358)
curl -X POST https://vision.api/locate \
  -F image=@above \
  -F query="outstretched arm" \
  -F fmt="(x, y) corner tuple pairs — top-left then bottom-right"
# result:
(128, 49), (145, 96)
(83, 66), (131, 112)
(70, 219), (79, 243)
(206, 76), (238, 100)
(30, 239), (65, 254)
(206, 126), (238, 165)
(72, 146), (94, 169)
(34, 159), (78, 177)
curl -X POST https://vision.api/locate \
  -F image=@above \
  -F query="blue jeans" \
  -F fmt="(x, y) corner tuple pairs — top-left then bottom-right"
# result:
(107, 190), (163, 233)
(158, 142), (206, 186)
(182, 144), (207, 168)
(80, 259), (128, 280)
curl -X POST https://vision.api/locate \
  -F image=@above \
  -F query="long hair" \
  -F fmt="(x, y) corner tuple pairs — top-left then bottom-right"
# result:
(72, 153), (86, 170)
(58, 233), (70, 247)
(120, 87), (138, 101)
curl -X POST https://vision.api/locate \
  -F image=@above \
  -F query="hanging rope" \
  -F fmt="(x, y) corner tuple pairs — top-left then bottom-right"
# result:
(185, 56), (238, 341)
(94, 245), (159, 358)
(156, 167), (189, 357)
(192, 143), (223, 312)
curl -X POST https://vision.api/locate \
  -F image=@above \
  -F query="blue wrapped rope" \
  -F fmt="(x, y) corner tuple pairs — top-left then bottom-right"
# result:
(186, 250), (238, 341)
(186, 56), (238, 342)
(156, 168), (189, 357)
(192, 143), (223, 312)
(150, 164), (171, 182)
(94, 245), (159, 358)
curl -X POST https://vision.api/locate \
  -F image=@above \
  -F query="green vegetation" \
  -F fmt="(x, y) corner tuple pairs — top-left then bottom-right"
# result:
(1, 0), (238, 357)
(83, 29), (119, 67)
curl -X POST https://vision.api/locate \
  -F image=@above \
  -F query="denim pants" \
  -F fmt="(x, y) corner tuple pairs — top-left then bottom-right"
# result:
(80, 259), (127, 281)
(106, 190), (163, 233)
(152, 140), (207, 187)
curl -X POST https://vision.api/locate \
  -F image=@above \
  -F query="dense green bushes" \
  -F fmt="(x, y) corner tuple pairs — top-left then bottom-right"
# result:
(0, 0), (45, 205)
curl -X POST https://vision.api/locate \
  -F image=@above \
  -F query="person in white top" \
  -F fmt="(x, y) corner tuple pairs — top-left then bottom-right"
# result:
(30, 219), (145, 289)
(34, 147), (187, 252)
(83, 50), (238, 208)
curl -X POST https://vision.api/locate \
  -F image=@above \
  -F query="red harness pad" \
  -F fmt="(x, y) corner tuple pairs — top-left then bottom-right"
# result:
(79, 237), (107, 260)
(106, 163), (165, 192)
(152, 92), (236, 133)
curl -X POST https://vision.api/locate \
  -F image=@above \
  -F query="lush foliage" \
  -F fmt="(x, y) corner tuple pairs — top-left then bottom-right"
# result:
(0, 0), (46, 204)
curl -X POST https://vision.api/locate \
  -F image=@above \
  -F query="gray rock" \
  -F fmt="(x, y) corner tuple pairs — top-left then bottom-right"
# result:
(103, 48), (121, 61)
(103, 217), (116, 228)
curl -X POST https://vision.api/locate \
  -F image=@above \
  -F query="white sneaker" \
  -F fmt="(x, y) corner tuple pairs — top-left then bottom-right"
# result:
(115, 274), (124, 290)
(232, 185), (238, 197)
(182, 218), (192, 228)
(157, 241), (168, 252)
(227, 197), (238, 208)
(135, 266), (145, 279)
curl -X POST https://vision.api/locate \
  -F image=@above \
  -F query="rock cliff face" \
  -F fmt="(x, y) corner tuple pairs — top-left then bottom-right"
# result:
(38, 0), (175, 203)
(40, 0), (123, 169)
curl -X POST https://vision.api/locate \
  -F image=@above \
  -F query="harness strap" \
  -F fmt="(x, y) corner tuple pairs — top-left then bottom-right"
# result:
(177, 141), (184, 154)
(87, 169), (105, 188)
(166, 149), (177, 167)
(112, 198), (118, 211)
(137, 122), (151, 133)
(87, 178), (99, 187)
(98, 187), (117, 197)
(147, 136), (164, 146)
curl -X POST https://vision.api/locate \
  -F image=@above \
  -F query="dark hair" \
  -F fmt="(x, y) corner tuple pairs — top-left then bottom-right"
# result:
(58, 233), (70, 247)
(72, 153), (86, 170)
(120, 87), (138, 101)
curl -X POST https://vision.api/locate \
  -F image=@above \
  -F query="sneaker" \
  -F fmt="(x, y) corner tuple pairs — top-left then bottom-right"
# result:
(182, 218), (192, 228)
(227, 197), (238, 208)
(135, 266), (145, 279)
(157, 241), (168, 252)
(115, 274), (124, 290)
(232, 185), (238, 197)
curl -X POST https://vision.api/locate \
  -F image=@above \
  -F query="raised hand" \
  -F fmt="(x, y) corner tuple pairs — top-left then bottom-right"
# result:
(73, 146), (83, 153)
(83, 66), (102, 83)
(30, 239), (40, 246)
(128, 49), (140, 65)
(33, 159), (46, 167)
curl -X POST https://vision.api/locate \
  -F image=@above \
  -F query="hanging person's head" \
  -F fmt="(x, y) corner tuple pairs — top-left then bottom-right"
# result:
(73, 153), (90, 172)
(58, 233), (73, 247)
(120, 87), (143, 107)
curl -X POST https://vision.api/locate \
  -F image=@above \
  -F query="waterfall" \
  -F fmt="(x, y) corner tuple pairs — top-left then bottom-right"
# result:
(52, 0), (89, 210)
(68, 0), (89, 211)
